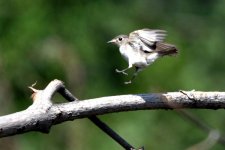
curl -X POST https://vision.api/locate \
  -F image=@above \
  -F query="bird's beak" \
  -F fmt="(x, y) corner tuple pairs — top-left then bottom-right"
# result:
(107, 39), (116, 43)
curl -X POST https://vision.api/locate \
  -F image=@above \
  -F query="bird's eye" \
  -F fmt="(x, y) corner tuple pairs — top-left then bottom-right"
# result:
(118, 37), (122, 41)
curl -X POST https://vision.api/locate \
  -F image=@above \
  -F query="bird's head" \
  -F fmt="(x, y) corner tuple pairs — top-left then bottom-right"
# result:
(107, 35), (128, 47)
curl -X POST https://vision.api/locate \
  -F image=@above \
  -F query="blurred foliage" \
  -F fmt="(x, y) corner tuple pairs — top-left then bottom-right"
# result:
(0, 0), (225, 150)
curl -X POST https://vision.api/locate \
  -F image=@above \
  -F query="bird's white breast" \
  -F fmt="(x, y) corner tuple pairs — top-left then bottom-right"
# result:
(119, 44), (148, 67)
(119, 44), (130, 61)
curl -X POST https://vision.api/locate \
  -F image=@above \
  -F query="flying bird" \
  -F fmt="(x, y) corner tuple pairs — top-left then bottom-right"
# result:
(108, 28), (178, 84)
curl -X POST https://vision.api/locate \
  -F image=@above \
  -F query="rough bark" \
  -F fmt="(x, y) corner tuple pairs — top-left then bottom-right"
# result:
(0, 79), (225, 138)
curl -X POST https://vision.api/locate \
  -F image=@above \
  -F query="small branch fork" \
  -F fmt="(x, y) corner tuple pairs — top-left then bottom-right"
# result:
(1, 80), (137, 149)
(1, 80), (225, 149)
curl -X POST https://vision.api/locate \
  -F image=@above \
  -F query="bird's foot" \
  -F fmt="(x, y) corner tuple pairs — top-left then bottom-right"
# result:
(115, 69), (128, 75)
(124, 80), (132, 84)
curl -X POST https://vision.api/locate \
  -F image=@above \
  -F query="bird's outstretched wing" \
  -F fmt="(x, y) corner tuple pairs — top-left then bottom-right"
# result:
(129, 29), (167, 52)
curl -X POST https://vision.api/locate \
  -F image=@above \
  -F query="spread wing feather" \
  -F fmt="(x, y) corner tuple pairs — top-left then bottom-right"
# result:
(129, 29), (167, 52)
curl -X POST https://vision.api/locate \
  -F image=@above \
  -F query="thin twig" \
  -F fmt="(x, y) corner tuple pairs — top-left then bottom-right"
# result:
(57, 86), (135, 150)
(177, 110), (225, 146)
(179, 90), (196, 101)
(89, 116), (134, 150)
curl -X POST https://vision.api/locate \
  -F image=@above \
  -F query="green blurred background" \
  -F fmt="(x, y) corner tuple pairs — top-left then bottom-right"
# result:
(0, 0), (225, 149)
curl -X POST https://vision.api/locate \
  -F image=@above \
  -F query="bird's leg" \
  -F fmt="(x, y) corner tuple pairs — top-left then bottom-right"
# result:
(115, 64), (132, 76)
(124, 67), (141, 84)
(115, 68), (129, 75)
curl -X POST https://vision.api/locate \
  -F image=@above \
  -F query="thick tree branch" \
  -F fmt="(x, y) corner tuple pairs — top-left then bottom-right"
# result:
(57, 82), (135, 149)
(0, 79), (225, 139)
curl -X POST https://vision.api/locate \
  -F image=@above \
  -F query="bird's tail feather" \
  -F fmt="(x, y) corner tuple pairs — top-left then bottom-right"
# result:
(156, 42), (178, 56)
